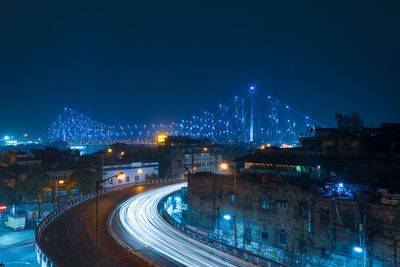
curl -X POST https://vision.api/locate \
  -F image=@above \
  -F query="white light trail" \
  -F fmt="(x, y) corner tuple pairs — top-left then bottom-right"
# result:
(112, 183), (255, 267)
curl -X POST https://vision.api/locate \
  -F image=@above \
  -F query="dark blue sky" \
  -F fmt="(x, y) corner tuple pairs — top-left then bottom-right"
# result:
(1, 1), (399, 137)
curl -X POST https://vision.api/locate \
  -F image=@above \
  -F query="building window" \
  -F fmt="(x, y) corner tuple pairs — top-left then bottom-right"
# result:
(279, 231), (287, 246)
(299, 205), (307, 217)
(135, 175), (139, 181)
(216, 189), (222, 199)
(262, 231), (268, 241)
(126, 176), (130, 182)
(230, 194), (235, 203)
(71, 189), (79, 195)
(245, 227), (252, 235)
(56, 190), (67, 197)
(277, 200), (288, 209)
(320, 208), (329, 221)
(46, 191), (52, 198)
(262, 200), (269, 210)
(299, 239), (307, 252)
(343, 211), (355, 228)
(245, 196), (252, 209)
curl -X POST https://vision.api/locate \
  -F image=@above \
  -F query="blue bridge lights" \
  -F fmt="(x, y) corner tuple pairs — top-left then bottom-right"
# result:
(47, 87), (325, 144)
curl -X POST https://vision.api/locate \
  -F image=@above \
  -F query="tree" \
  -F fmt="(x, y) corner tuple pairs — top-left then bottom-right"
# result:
(69, 169), (98, 194)
(16, 170), (50, 220)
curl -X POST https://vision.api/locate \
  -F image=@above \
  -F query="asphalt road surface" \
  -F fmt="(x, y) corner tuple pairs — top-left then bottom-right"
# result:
(38, 183), (165, 267)
(110, 183), (255, 267)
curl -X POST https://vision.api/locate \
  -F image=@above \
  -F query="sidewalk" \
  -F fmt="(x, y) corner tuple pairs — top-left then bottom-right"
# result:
(0, 229), (35, 249)
(0, 229), (37, 266)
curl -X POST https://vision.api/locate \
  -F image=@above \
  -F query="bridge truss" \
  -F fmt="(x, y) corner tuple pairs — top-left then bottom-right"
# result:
(47, 87), (325, 144)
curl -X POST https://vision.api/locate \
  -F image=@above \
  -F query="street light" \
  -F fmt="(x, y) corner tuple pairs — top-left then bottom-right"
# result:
(96, 148), (113, 267)
(96, 172), (125, 267)
(223, 214), (231, 220)
(137, 169), (143, 174)
(219, 163), (228, 171)
(219, 162), (237, 249)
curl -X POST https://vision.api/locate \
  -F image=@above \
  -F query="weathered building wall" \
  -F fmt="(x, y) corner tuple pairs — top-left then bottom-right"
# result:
(184, 173), (400, 266)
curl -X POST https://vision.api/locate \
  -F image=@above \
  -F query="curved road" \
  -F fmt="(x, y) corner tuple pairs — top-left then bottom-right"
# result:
(110, 183), (255, 267)
(38, 183), (170, 266)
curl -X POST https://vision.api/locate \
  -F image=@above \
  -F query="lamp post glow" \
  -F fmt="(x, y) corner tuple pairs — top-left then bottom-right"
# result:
(223, 214), (231, 220)
(353, 246), (363, 253)
(219, 163), (228, 171)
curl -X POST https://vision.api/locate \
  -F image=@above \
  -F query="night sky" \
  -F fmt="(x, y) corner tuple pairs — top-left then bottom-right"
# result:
(1, 1), (399, 137)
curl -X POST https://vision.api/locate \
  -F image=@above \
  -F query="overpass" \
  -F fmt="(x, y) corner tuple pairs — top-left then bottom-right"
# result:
(35, 179), (285, 266)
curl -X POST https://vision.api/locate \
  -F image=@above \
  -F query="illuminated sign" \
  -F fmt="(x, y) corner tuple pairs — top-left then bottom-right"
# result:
(157, 133), (168, 144)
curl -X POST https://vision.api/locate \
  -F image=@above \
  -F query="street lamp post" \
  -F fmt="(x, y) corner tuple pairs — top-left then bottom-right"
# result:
(219, 162), (237, 248)
(96, 148), (112, 267)
(95, 171), (125, 267)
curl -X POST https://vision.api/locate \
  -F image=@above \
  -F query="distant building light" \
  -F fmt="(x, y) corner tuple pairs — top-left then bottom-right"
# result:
(4, 136), (9, 140)
(353, 246), (363, 253)
(339, 183), (344, 187)
(71, 146), (85, 150)
(250, 86), (255, 90)
(174, 197), (181, 201)
(157, 133), (168, 144)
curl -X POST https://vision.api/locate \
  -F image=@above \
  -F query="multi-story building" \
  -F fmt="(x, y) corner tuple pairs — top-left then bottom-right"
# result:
(183, 116), (400, 266)
(158, 136), (224, 178)
(102, 162), (158, 187)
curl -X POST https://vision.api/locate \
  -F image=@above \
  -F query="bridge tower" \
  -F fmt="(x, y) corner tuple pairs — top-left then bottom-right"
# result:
(249, 84), (256, 142)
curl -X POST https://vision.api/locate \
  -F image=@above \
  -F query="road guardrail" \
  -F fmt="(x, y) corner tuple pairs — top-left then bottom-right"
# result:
(160, 196), (286, 267)
(35, 178), (185, 267)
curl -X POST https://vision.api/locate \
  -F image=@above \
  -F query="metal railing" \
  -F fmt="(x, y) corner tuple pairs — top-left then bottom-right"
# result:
(35, 178), (184, 267)
(161, 207), (286, 267)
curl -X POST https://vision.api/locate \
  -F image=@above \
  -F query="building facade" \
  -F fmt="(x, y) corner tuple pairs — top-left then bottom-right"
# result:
(102, 162), (158, 187)
(184, 172), (400, 266)
(183, 118), (400, 266)
(159, 136), (223, 178)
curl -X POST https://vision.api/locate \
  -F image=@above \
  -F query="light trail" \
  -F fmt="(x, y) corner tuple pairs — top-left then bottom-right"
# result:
(111, 183), (255, 267)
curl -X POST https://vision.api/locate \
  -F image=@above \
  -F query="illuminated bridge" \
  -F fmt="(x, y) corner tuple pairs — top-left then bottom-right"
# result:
(46, 86), (325, 145)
